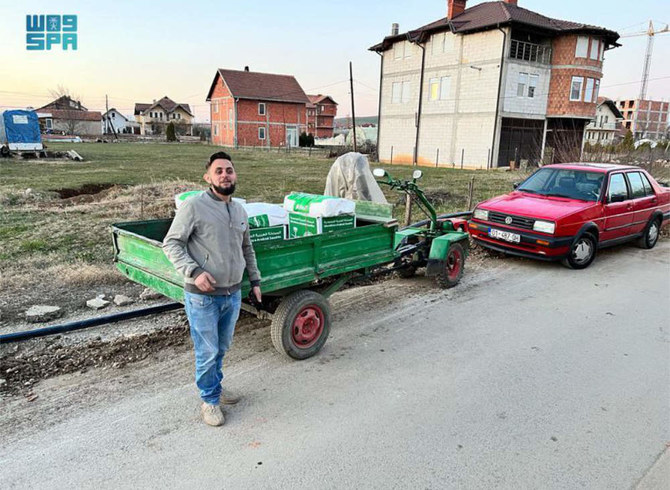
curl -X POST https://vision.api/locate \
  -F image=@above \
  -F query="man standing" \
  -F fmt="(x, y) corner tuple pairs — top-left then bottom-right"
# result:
(163, 151), (262, 427)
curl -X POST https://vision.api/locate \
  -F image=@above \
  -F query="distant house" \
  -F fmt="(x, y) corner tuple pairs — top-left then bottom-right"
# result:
(206, 67), (310, 148)
(37, 96), (102, 136)
(616, 98), (669, 141)
(134, 96), (194, 136)
(584, 98), (623, 146)
(102, 108), (139, 134)
(306, 95), (338, 138)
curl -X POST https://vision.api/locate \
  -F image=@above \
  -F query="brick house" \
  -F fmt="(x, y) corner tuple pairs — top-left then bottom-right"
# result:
(584, 98), (623, 146)
(616, 98), (669, 141)
(37, 96), (102, 136)
(369, 0), (620, 167)
(306, 95), (338, 138)
(134, 96), (194, 136)
(206, 67), (310, 148)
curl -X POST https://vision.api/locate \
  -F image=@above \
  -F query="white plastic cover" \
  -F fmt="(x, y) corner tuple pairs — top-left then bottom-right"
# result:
(323, 152), (387, 203)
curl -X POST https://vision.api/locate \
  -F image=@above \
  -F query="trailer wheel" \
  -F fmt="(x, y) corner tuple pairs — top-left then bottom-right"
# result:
(271, 290), (331, 360)
(435, 243), (465, 289)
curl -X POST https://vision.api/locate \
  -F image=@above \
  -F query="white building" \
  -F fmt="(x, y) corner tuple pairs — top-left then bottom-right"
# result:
(370, 0), (619, 168)
(584, 98), (623, 146)
(102, 108), (138, 134)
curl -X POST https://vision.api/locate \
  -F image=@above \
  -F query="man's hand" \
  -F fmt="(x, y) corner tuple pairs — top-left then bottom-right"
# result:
(252, 285), (262, 303)
(194, 271), (216, 292)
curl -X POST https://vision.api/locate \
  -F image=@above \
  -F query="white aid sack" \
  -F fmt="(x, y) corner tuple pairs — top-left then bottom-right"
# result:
(283, 193), (355, 218)
(243, 202), (288, 228)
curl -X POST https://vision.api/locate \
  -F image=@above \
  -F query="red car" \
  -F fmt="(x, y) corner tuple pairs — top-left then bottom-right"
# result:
(468, 163), (670, 269)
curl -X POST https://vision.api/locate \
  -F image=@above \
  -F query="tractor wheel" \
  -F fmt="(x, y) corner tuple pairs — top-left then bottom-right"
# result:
(271, 290), (331, 360)
(435, 243), (465, 289)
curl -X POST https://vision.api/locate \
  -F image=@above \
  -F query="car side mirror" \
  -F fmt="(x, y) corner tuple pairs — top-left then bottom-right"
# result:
(373, 168), (386, 178)
(608, 195), (625, 203)
(513, 182), (520, 189)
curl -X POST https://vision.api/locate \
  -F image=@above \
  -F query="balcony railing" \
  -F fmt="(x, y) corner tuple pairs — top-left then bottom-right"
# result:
(510, 40), (552, 64)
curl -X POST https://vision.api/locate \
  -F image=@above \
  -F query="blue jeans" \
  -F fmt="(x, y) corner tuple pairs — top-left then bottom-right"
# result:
(184, 290), (241, 405)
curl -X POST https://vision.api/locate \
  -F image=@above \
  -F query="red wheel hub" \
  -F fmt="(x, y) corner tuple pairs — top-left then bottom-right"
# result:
(446, 248), (462, 281)
(292, 305), (324, 349)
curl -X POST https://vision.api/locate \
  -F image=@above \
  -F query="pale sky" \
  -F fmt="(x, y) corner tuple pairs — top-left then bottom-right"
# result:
(1, 0), (668, 122)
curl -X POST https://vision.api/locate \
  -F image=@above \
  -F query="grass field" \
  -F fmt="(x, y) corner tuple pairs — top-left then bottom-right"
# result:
(1, 141), (666, 318)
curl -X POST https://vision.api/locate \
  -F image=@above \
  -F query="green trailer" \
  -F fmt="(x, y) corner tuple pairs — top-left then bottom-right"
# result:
(111, 169), (469, 360)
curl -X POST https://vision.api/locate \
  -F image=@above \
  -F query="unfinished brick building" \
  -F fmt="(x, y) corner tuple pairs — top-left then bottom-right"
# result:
(206, 67), (310, 148)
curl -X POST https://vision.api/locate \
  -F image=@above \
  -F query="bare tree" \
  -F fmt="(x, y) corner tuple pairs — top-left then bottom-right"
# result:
(48, 85), (85, 136)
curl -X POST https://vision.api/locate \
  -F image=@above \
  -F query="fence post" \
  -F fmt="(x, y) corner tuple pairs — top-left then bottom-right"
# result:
(467, 176), (475, 210)
(390, 146), (394, 165)
(460, 149), (464, 169)
(435, 148), (439, 168)
(487, 148), (491, 170)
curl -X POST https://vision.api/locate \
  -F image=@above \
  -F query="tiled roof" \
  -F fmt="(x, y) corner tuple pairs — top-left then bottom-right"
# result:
(49, 109), (102, 121)
(134, 96), (193, 116)
(370, 1), (619, 51)
(206, 69), (310, 104)
(307, 94), (338, 107)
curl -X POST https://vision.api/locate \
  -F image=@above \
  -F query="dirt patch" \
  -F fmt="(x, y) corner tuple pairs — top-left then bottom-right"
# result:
(53, 183), (117, 204)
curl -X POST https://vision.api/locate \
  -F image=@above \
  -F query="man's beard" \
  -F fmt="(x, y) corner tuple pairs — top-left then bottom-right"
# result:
(211, 183), (236, 196)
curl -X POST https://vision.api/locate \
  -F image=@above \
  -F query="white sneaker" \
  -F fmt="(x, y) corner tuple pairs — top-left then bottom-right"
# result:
(201, 402), (225, 426)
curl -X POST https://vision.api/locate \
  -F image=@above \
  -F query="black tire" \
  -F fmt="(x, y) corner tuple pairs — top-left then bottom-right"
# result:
(562, 232), (597, 269)
(435, 242), (465, 289)
(637, 217), (661, 249)
(270, 290), (331, 360)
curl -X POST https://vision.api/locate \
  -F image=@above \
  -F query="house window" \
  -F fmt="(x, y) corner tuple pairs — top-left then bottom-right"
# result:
(401, 81), (411, 103)
(443, 33), (453, 52)
(517, 72), (528, 97)
(431, 33), (443, 55)
(213, 124), (218, 136)
(258, 103), (266, 116)
(429, 78), (439, 100)
(439, 76), (450, 100)
(584, 78), (595, 103)
(111, 112), (115, 118)
(593, 79), (600, 102)
(394, 43), (402, 59)
(528, 74), (539, 98)
(213, 102), (218, 113)
(589, 39), (600, 60)
(228, 109), (233, 125)
(392, 82), (402, 103)
(177, 113), (181, 119)
(576, 36), (589, 58)
(258, 127), (266, 140)
(404, 42), (412, 58)
(570, 76), (583, 101)
(45, 119), (52, 129)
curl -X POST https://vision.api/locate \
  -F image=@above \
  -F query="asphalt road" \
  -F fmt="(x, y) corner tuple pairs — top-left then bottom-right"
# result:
(1, 242), (669, 489)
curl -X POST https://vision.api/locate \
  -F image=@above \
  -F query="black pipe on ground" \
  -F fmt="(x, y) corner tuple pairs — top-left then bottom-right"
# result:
(0, 302), (183, 344)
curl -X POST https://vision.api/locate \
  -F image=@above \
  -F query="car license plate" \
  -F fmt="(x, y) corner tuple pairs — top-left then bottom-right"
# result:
(489, 228), (521, 243)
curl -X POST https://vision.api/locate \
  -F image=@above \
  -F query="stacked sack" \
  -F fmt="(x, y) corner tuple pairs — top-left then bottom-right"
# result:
(283, 192), (356, 238)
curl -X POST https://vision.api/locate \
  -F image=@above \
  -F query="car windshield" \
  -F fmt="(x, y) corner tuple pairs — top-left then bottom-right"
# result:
(517, 168), (605, 202)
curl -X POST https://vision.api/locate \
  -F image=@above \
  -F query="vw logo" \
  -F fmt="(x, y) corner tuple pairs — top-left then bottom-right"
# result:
(504, 216), (513, 225)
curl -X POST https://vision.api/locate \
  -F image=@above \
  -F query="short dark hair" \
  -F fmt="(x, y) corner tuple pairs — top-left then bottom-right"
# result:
(206, 151), (234, 170)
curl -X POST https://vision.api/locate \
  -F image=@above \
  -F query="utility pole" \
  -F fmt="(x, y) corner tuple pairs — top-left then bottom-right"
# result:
(105, 95), (109, 134)
(349, 61), (357, 152)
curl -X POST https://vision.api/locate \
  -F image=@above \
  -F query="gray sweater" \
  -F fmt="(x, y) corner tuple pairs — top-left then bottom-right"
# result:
(163, 190), (261, 295)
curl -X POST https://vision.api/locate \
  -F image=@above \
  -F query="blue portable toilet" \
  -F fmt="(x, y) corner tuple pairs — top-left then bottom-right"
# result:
(0, 110), (43, 151)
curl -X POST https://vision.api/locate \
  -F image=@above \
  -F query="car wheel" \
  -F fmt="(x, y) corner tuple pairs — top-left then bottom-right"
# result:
(562, 233), (597, 269)
(637, 217), (661, 249)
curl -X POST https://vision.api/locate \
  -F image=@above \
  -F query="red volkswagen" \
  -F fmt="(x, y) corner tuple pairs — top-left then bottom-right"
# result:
(468, 163), (670, 269)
